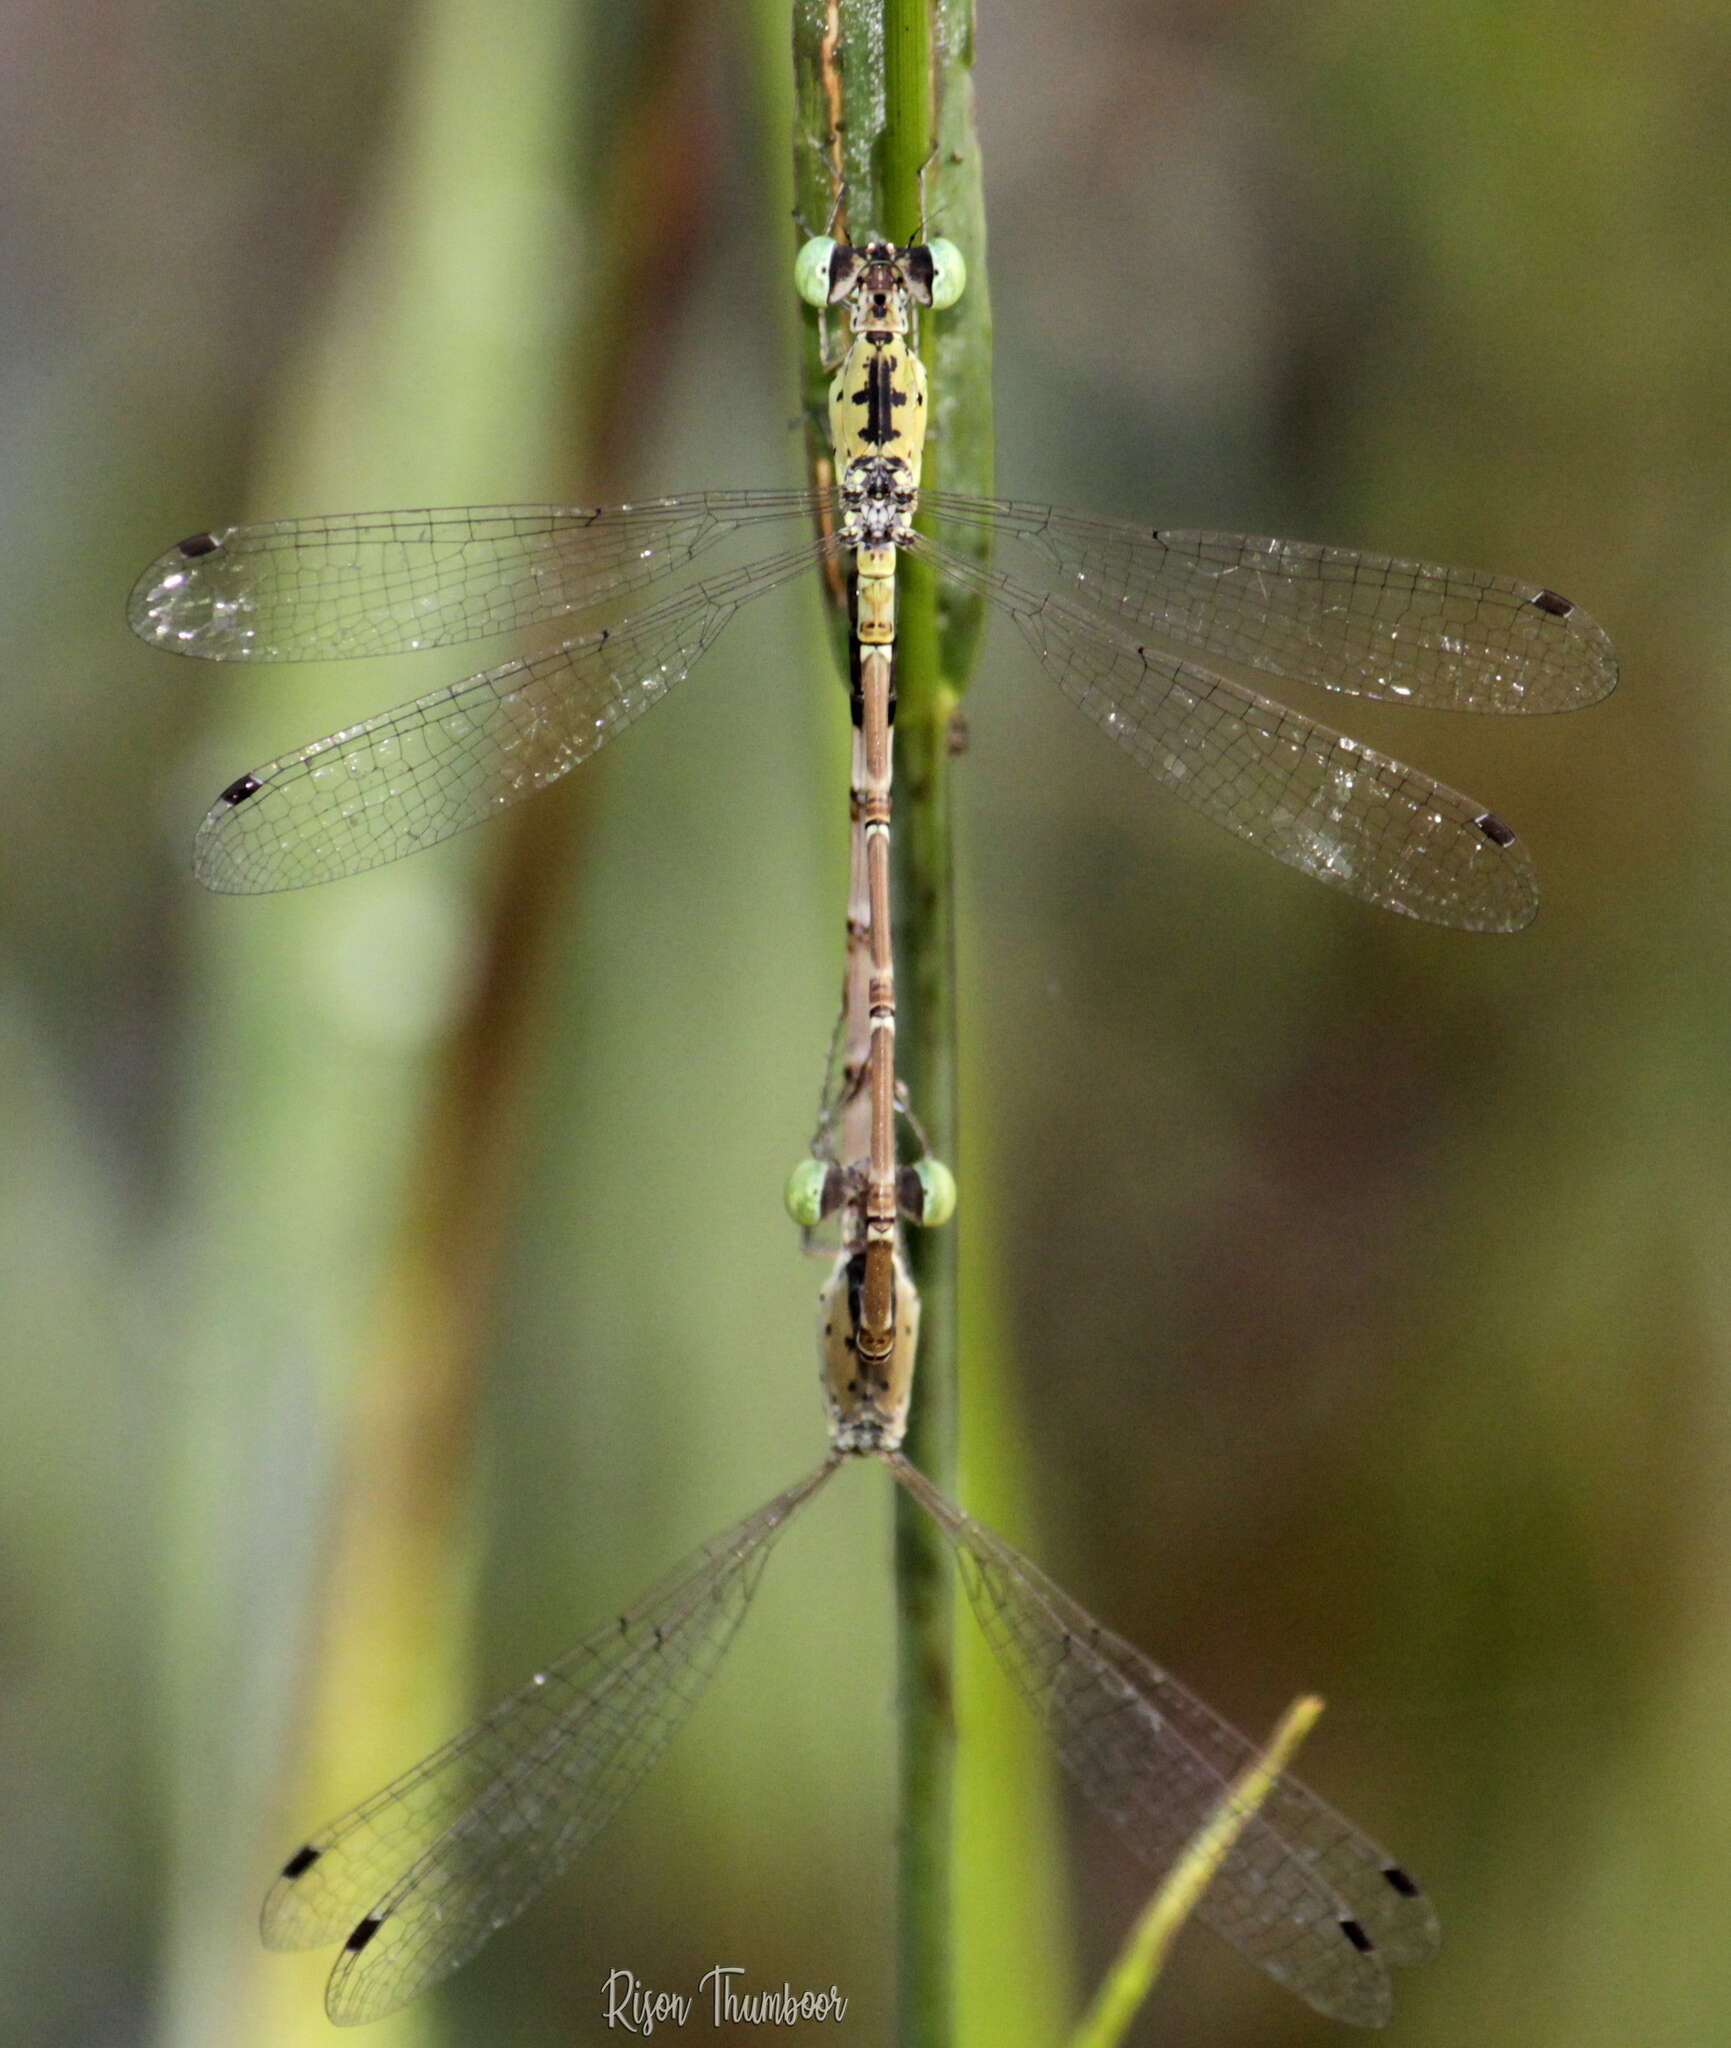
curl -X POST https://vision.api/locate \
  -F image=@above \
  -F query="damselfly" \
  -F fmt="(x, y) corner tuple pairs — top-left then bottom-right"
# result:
(131, 237), (1614, 931)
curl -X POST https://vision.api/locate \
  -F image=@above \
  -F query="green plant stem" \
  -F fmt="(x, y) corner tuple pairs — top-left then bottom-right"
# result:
(893, 674), (961, 2048)
(883, 1), (935, 240)
(790, 8), (988, 2041)
(876, 11), (956, 2043)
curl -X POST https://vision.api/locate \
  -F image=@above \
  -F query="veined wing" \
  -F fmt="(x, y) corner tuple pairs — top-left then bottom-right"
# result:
(888, 1454), (1426, 2029)
(913, 533), (1539, 931)
(194, 539), (833, 892)
(920, 493), (1615, 714)
(263, 1460), (837, 2026)
(1085, 1623), (1439, 1970)
(130, 490), (828, 661)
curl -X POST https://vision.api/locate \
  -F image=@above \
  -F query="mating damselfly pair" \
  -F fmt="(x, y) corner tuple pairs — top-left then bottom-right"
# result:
(132, 232), (1610, 2027)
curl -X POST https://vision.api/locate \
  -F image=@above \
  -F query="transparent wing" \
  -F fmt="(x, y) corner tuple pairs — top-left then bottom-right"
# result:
(194, 540), (833, 892)
(263, 1460), (837, 2027)
(129, 491), (828, 661)
(889, 1455), (1431, 2029)
(1085, 1623), (1440, 1971)
(920, 493), (1616, 713)
(913, 533), (1539, 931)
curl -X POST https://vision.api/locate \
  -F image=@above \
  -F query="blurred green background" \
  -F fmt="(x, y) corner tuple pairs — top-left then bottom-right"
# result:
(3, 1), (1724, 2043)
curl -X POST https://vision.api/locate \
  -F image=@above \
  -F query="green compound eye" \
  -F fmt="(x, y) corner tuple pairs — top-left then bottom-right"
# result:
(924, 238), (966, 310)
(785, 1157), (831, 1227)
(911, 1156), (957, 1226)
(795, 236), (839, 308)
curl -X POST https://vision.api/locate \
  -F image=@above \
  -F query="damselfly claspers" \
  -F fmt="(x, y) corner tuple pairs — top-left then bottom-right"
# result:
(131, 236), (1614, 931)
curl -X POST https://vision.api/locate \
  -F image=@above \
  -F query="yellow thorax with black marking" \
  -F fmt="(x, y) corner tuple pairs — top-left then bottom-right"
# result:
(827, 261), (930, 485)
(796, 236), (966, 639)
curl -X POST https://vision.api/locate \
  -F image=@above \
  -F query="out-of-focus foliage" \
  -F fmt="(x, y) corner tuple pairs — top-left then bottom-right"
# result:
(1, 2), (1724, 2045)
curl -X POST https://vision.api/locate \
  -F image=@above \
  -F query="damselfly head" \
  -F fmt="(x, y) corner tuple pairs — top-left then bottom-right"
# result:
(795, 236), (966, 323)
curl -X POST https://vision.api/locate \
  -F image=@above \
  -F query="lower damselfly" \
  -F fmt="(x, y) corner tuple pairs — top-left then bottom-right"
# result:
(130, 237), (1614, 932)
(262, 1016), (1433, 2034)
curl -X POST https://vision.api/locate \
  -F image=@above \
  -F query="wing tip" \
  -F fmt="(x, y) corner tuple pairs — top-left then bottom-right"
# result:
(126, 532), (260, 658)
(259, 1844), (329, 1952)
(1526, 590), (1619, 711)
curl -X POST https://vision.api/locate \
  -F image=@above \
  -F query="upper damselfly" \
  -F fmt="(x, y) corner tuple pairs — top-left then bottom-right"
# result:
(131, 236), (1614, 933)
